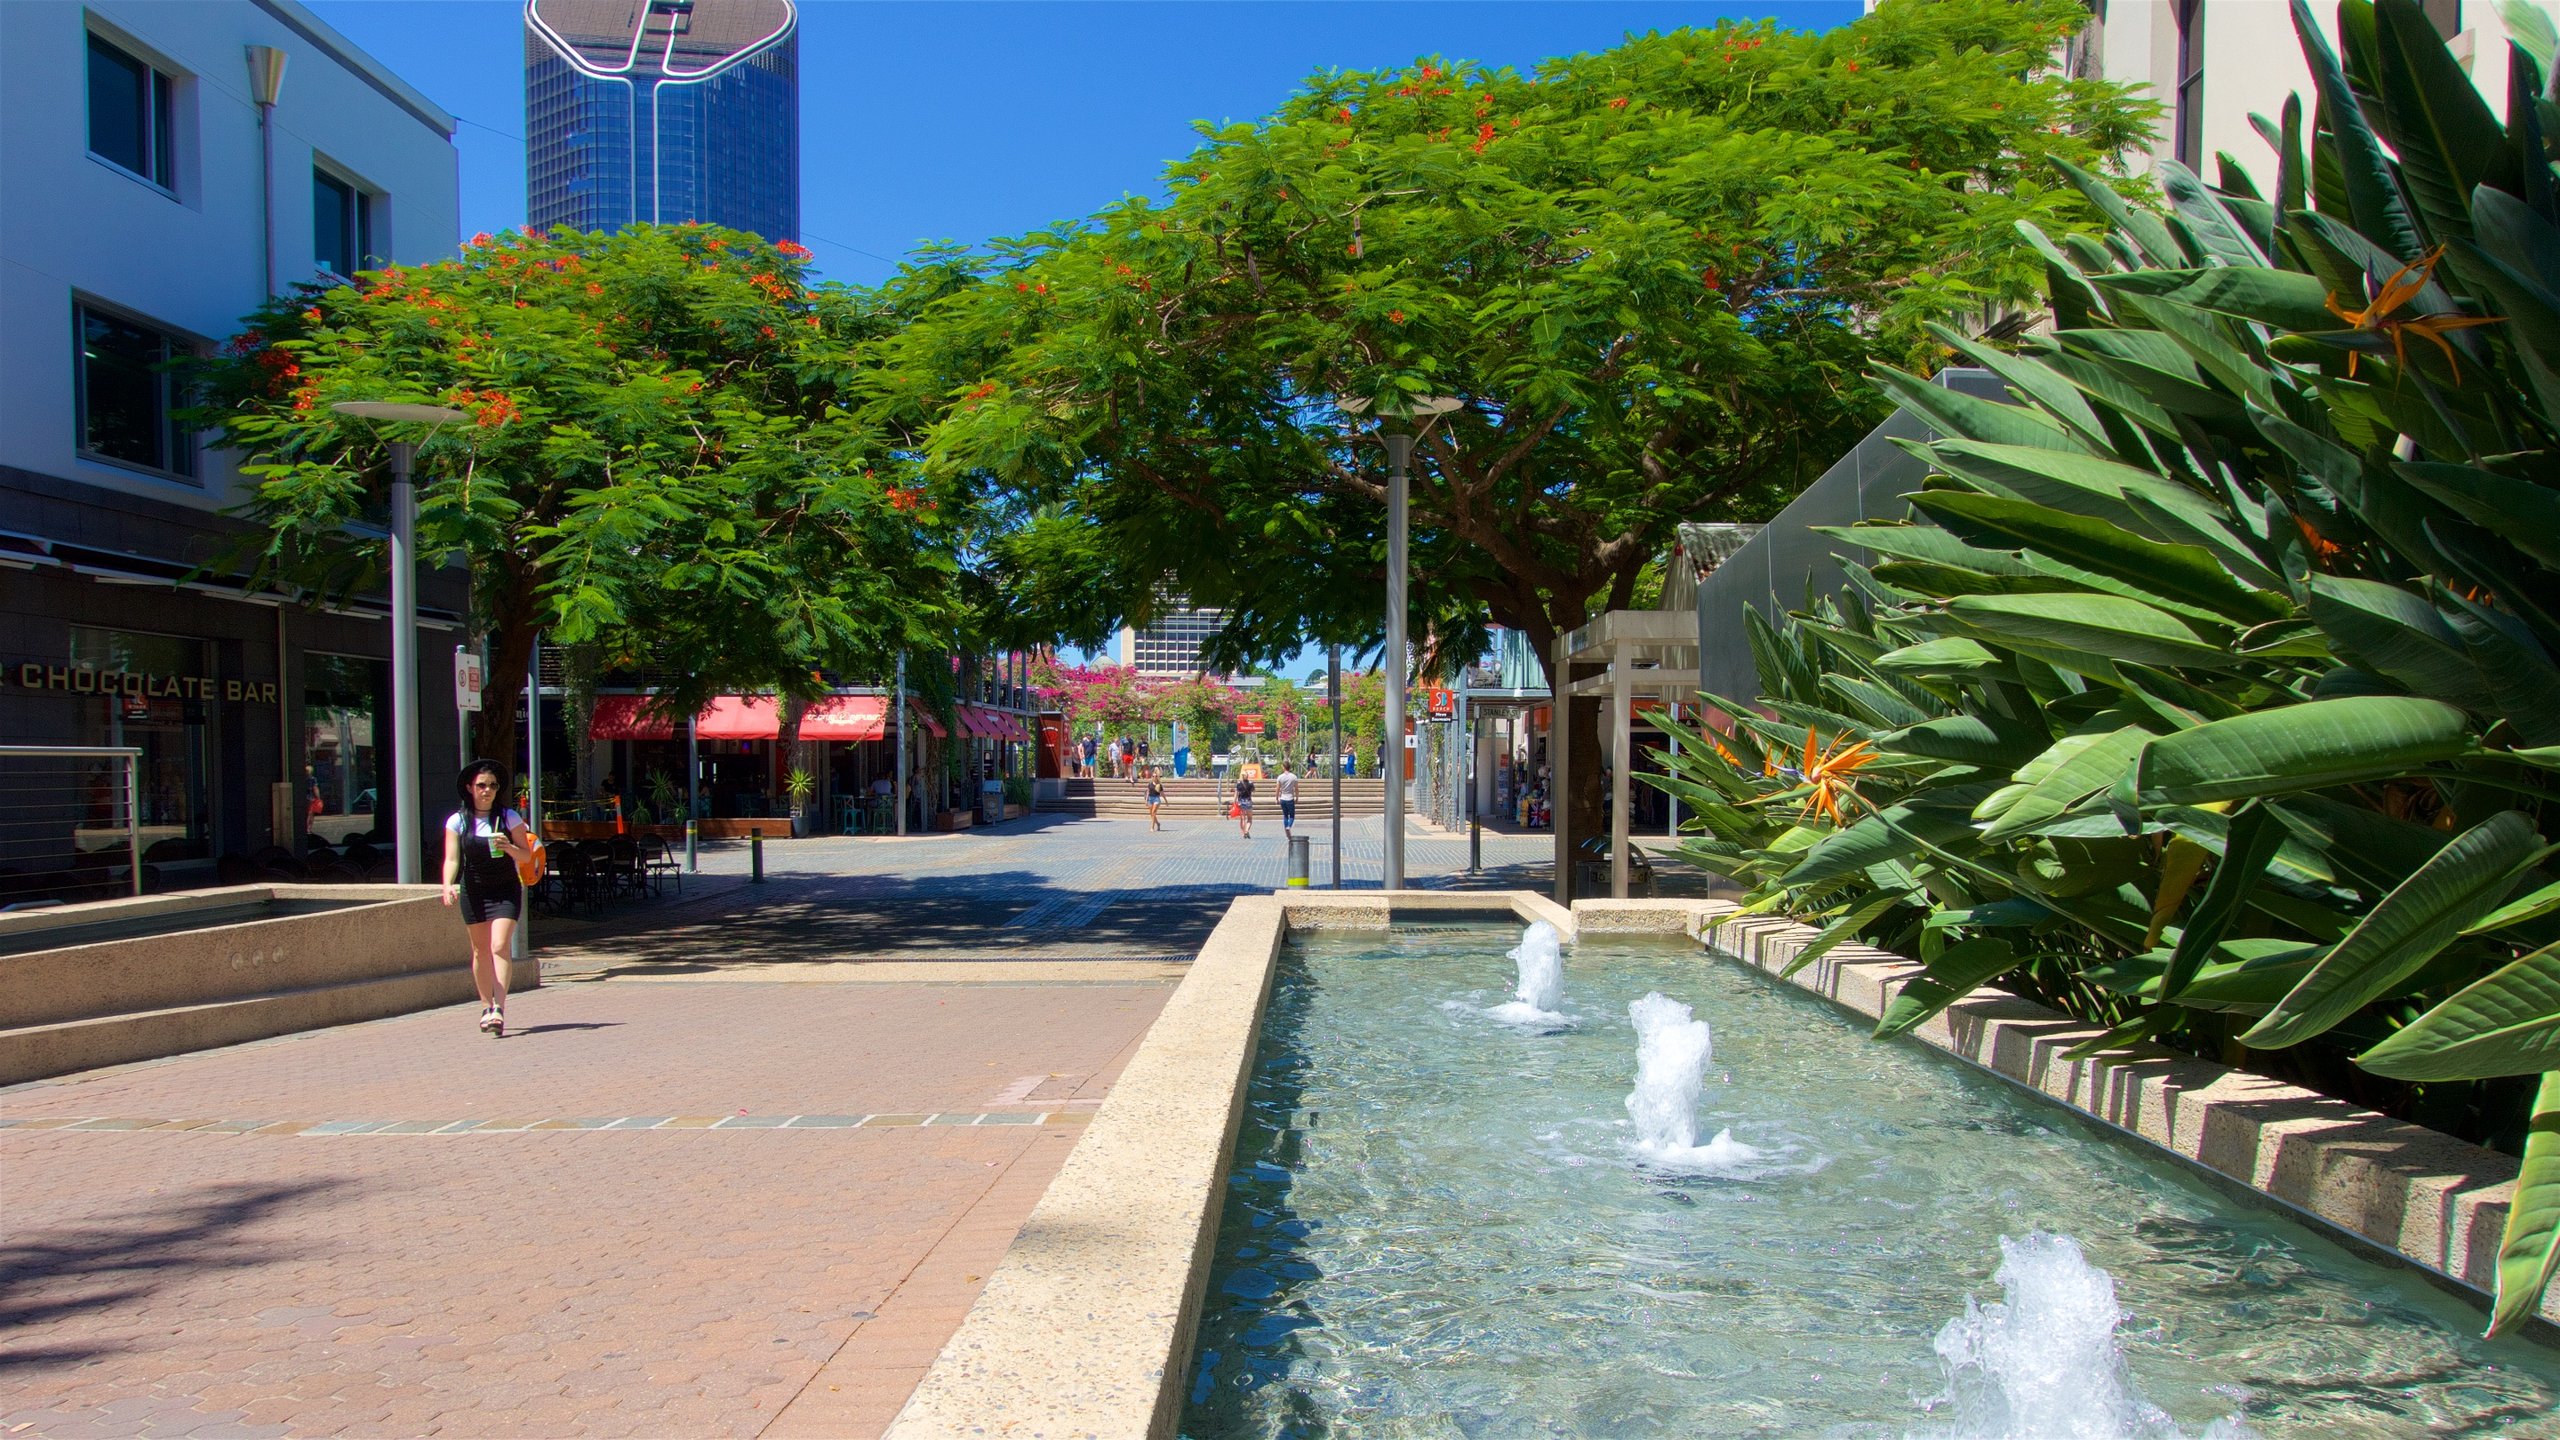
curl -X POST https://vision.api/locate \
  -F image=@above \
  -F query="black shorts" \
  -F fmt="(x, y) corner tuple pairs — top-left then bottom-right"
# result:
(459, 886), (521, 926)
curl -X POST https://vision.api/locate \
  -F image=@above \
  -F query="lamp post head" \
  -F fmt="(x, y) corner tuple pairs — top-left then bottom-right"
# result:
(330, 402), (469, 425)
(1339, 394), (1462, 431)
(246, 45), (287, 108)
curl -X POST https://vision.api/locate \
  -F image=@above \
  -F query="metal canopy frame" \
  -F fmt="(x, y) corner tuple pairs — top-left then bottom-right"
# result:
(1552, 610), (1698, 902)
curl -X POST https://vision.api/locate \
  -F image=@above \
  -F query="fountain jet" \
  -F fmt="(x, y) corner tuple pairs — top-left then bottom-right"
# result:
(1487, 921), (1569, 1026)
(1625, 992), (1765, 1173)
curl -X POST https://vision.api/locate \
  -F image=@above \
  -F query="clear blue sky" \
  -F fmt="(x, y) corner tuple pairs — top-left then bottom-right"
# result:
(306, 1), (1858, 672)
(310, 0), (1857, 287)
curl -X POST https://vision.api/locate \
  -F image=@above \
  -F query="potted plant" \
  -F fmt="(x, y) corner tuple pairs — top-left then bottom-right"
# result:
(784, 767), (815, 837)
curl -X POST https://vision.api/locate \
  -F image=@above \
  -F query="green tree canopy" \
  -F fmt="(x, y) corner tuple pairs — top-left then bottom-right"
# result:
(873, 0), (2152, 831)
(195, 224), (964, 760)
(883, 0), (2151, 657)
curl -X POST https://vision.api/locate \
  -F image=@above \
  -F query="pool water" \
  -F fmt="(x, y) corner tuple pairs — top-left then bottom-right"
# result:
(1179, 927), (2560, 1438)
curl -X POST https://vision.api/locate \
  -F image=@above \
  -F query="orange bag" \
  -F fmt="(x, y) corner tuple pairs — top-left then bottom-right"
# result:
(514, 828), (549, 886)
(1229, 802), (1241, 819)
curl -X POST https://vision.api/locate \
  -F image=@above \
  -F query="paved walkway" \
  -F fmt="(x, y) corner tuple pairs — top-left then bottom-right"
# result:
(0, 815), (1718, 1437)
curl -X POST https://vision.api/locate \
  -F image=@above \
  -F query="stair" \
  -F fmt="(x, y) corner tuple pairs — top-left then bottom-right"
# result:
(1035, 775), (1391, 819)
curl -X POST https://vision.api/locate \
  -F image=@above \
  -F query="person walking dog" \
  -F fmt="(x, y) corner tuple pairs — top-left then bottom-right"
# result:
(441, 760), (535, 1037)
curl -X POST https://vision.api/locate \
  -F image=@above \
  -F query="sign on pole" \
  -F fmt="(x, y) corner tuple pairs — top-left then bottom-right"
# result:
(454, 648), (484, 712)
(1426, 686), (1456, 721)
(1236, 714), (1266, 735)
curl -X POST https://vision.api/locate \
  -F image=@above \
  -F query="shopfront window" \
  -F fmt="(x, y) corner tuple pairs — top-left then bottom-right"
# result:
(303, 654), (387, 845)
(66, 627), (213, 861)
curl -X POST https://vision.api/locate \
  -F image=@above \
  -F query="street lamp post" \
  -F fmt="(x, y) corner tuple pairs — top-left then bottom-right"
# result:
(330, 402), (467, 885)
(1347, 395), (1459, 892)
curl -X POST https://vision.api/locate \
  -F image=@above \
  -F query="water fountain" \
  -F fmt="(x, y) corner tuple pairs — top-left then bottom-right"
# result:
(1925, 1232), (2253, 1440)
(1486, 920), (1569, 1026)
(1624, 990), (1764, 1173)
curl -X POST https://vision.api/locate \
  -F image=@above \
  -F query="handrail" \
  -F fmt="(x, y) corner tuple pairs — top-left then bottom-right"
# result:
(0, 745), (144, 896)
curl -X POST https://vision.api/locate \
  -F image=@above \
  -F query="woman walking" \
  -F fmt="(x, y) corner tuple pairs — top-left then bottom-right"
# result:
(1145, 767), (1165, 831)
(441, 760), (535, 1037)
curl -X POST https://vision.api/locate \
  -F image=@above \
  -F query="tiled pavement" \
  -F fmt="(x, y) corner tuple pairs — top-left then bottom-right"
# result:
(0, 814), (1715, 1438)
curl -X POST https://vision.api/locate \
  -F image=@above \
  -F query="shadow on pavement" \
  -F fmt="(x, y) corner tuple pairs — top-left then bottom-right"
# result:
(0, 1178), (348, 1367)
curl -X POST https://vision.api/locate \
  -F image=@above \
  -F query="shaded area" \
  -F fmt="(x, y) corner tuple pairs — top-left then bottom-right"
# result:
(0, 1178), (347, 1369)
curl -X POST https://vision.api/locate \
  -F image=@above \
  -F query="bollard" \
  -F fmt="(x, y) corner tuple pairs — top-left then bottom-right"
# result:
(684, 818), (698, 874)
(751, 832), (764, 883)
(1286, 833), (1310, 887)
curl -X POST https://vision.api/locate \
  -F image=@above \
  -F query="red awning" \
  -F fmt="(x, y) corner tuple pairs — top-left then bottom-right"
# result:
(798, 695), (887, 741)
(590, 695), (676, 741)
(1000, 712), (1031, 741)
(696, 695), (781, 740)
(909, 702), (946, 739)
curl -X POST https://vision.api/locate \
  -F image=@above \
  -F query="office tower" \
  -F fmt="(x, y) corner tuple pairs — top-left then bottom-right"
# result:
(524, 0), (798, 241)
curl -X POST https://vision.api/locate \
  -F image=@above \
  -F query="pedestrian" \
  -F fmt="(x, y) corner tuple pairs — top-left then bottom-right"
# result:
(1276, 761), (1299, 833)
(1145, 767), (1165, 831)
(1137, 737), (1152, 773)
(1080, 734), (1095, 777)
(1121, 734), (1138, 783)
(1233, 769), (1256, 839)
(441, 759), (535, 1037)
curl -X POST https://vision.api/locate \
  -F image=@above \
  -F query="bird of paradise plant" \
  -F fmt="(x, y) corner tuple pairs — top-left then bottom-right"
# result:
(2324, 244), (2503, 379)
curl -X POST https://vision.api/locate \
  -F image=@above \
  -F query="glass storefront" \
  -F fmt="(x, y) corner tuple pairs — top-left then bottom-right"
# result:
(66, 626), (213, 860)
(302, 653), (387, 846)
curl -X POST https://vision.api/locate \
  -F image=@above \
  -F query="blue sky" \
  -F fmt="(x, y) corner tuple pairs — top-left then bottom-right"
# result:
(310, 1), (1857, 287)
(306, 1), (1858, 672)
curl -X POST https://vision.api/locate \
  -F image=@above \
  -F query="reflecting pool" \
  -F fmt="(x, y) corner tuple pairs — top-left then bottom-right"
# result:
(1180, 927), (2560, 1438)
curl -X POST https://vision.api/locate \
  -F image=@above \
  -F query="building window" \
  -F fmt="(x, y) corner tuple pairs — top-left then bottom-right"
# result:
(87, 31), (176, 190)
(2173, 0), (2206, 170)
(75, 303), (197, 478)
(68, 627), (215, 864)
(313, 169), (375, 279)
(303, 655), (389, 845)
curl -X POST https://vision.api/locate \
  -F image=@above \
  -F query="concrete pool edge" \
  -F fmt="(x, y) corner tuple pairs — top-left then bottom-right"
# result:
(1629, 897), (2551, 1331)
(882, 890), (1558, 1440)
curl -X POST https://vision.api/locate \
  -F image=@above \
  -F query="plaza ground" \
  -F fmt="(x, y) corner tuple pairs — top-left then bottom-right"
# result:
(0, 815), (1710, 1438)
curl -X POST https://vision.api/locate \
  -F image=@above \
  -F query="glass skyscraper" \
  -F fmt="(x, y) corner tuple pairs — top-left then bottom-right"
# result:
(524, 0), (799, 242)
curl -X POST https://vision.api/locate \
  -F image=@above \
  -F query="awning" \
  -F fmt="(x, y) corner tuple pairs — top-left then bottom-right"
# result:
(697, 695), (781, 740)
(909, 702), (946, 739)
(798, 695), (887, 741)
(1000, 712), (1031, 741)
(590, 695), (676, 741)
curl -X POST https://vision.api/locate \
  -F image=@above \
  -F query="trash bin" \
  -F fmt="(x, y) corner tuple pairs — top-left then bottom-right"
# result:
(1286, 833), (1310, 888)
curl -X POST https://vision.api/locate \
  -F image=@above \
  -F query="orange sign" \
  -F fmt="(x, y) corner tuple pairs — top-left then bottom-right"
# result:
(1425, 687), (1456, 720)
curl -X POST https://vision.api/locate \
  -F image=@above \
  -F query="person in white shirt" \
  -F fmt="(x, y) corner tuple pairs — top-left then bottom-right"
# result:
(1276, 764), (1300, 833)
(441, 760), (536, 1036)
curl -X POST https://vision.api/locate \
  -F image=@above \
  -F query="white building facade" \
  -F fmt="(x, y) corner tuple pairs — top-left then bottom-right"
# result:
(0, 1), (465, 893)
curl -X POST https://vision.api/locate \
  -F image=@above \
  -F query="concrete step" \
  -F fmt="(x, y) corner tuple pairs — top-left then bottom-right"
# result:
(0, 957), (538, 1085)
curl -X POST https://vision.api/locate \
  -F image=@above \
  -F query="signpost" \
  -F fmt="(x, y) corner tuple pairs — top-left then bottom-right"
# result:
(1425, 687), (1455, 722)
(453, 647), (483, 768)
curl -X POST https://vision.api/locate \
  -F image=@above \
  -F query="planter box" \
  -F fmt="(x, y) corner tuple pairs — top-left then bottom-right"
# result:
(0, 884), (537, 1085)
(933, 809), (974, 832)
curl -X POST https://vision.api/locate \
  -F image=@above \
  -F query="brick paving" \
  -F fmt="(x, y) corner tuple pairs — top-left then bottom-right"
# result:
(0, 813), (1715, 1437)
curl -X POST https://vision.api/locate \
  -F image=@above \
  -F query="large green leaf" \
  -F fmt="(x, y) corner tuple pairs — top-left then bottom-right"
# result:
(2243, 810), (2544, 1049)
(1948, 593), (2234, 672)
(2164, 804), (2290, 1000)
(1913, 490), (2291, 626)
(1780, 890), (1910, 979)
(1874, 937), (2020, 1039)
(2136, 696), (2474, 805)
(1872, 365), (2079, 453)
(2306, 573), (2494, 709)
(2487, 1070), (2560, 1337)
(1886, 711), (2052, 770)
(2370, 0), (2512, 245)
(2397, 462), (2560, 571)
(2293, 0), (2428, 262)
(2089, 266), (2341, 333)
(1980, 728), (2150, 844)
(1874, 637), (2001, 677)
(2359, 940), (2560, 1079)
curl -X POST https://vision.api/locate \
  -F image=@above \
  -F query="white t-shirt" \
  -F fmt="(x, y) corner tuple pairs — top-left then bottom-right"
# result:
(1276, 772), (1298, 802)
(447, 808), (524, 844)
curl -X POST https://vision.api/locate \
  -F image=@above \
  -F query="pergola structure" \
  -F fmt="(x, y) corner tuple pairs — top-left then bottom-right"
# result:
(1550, 610), (1698, 902)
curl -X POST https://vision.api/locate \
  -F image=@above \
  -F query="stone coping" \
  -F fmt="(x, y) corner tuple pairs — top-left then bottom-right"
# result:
(886, 891), (2550, 1440)
(1640, 899), (2553, 1330)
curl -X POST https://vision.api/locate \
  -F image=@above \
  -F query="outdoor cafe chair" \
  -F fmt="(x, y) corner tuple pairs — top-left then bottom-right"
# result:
(641, 835), (680, 895)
